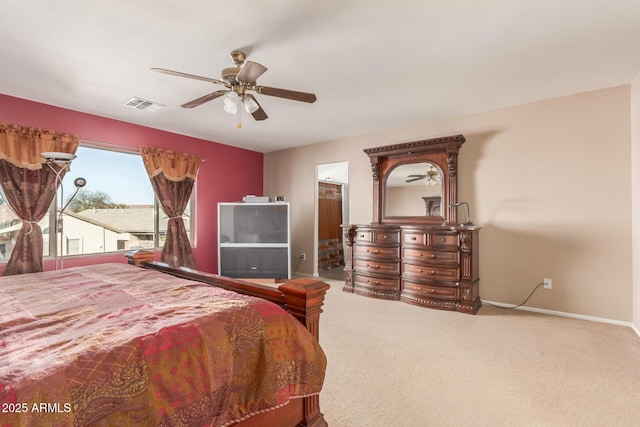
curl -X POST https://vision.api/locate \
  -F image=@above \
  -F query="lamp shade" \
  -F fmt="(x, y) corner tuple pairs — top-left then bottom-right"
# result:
(40, 151), (77, 164)
(223, 92), (238, 114)
(243, 96), (259, 113)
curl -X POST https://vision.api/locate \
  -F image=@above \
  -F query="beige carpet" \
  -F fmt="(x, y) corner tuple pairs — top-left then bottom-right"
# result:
(315, 278), (640, 427)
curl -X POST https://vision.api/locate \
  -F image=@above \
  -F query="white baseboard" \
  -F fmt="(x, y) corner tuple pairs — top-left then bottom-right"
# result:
(482, 300), (638, 337)
(632, 323), (640, 339)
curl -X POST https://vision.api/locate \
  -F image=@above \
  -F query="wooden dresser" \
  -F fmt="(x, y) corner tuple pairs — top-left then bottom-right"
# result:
(342, 134), (481, 314)
(344, 224), (480, 314)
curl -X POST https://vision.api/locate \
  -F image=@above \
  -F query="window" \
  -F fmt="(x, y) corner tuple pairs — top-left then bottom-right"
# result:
(0, 144), (194, 262)
(0, 202), (21, 260)
(67, 238), (80, 255)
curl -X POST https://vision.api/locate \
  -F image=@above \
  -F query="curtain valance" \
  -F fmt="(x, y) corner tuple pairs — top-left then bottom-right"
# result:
(139, 145), (201, 182)
(0, 123), (79, 169)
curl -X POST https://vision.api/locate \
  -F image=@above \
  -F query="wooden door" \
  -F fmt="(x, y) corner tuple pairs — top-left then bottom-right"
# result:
(318, 181), (343, 270)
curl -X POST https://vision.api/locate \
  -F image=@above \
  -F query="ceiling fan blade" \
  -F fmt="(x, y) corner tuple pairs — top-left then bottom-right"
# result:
(151, 68), (227, 86)
(237, 61), (268, 84)
(181, 90), (227, 108)
(245, 94), (268, 121)
(257, 86), (317, 103)
(405, 177), (424, 183)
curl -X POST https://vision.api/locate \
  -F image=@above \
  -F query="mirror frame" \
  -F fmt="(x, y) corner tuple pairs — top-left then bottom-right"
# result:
(364, 134), (465, 225)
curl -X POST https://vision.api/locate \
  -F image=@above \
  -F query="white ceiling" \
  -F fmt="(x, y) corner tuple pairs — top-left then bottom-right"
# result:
(1, 1), (639, 153)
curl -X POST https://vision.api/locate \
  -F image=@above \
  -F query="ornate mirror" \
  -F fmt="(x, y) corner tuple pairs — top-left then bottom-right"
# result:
(385, 162), (444, 218)
(364, 134), (465, 225)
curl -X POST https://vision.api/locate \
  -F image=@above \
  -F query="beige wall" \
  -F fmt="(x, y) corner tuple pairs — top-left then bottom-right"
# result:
(264, 85), (632, 321)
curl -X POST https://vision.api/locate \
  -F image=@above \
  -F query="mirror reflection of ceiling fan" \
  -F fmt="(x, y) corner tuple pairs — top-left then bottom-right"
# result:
(152, 50), (316, 124)
(406, 165), (441, 185)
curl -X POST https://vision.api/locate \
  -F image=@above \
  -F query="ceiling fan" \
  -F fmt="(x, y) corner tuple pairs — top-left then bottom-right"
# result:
(406, 165), (442, 185)
(152, 50), (317, 122)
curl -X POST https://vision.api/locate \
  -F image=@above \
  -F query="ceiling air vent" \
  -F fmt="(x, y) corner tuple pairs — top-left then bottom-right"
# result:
(124, 97), (165, 112)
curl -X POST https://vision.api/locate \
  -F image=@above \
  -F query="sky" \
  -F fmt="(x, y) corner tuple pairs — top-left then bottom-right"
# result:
(61, 146), (154, 206)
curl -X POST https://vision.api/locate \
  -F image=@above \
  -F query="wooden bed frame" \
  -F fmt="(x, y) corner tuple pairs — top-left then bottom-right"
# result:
(125, 250), (330, 427)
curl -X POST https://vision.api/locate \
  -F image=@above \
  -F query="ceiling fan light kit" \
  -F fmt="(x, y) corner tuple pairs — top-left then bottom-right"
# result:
(221, 91), (260, 116)
(406, 165), (442, 186)
(425, 169), (441, 186)
(152, 50), (316, 125)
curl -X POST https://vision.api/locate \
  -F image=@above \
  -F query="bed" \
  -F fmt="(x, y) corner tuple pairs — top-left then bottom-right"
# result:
(0, 250), (329, 426)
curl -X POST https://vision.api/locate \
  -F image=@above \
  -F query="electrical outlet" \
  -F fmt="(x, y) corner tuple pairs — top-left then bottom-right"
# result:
(301, 253), (306, 261)
(543, 278), (552, 289)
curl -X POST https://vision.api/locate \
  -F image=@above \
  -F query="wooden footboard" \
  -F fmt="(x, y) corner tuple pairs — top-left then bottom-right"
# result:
(125, 250), (329, 427)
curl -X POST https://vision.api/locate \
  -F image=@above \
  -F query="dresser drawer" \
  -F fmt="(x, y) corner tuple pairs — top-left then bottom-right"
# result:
(429, 232), (458, 248)
(402, 248), (459, 264)
(354, 258), (400, 275)
(355, 228), (400, 244)
(355, 244), (399, 259)
(403, 231), (427, 246)
(354, 273), (400, 291)
(403, 230), (458, 249)
(402, 280), (459, 300)
(403, 263), (459, 281)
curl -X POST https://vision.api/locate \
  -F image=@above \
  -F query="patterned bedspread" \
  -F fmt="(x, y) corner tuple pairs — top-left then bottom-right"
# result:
(0, 263), (326, 426)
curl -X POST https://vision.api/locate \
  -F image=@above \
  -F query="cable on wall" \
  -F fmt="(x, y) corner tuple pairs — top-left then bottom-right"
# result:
(483, 282), (545, 310)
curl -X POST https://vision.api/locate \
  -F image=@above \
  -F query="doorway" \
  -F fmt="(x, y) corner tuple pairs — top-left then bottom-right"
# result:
(315, 161), (349, 279)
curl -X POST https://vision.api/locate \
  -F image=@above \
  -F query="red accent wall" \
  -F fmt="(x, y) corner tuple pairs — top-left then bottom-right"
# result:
(0, 93), (263, 273)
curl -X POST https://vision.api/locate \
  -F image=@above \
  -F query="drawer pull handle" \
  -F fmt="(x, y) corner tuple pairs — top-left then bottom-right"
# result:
(440, 238), (446, 242)
(367, 249), (380, 254)
(420, 269), (436, 275)
(367, 264), (380, 269)
(411, 236), (417, 240)
(367, 280), (381, 285)
(420, 288), (436, 293)
(383, 235), (387, 239)
(420, 253), (436, 259)
(360, 234), (365, 238)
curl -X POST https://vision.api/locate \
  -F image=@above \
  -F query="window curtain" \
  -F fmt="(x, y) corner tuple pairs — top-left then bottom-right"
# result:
(140, 146), (201, 269)
(0, 123), (79, 276)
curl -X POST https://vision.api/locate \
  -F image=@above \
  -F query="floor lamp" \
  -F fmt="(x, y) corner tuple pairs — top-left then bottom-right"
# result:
(41, 152), (86, 270)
